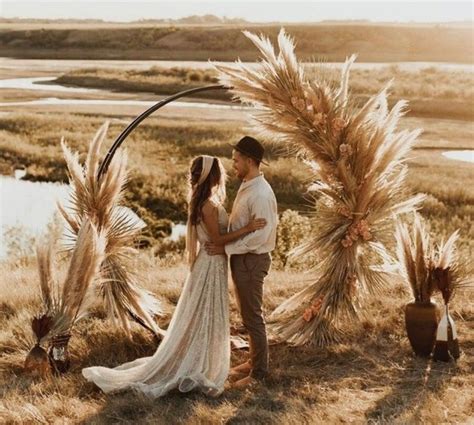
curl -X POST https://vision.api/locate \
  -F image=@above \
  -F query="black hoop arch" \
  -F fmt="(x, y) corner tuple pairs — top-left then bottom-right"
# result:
(97, 84), (229, 180)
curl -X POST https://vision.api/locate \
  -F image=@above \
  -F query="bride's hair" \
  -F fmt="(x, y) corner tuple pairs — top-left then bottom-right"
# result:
(188, 156), (227, 226)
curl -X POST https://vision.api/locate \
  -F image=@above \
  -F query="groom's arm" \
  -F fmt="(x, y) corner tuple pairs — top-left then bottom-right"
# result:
(223, 195), (277, 256)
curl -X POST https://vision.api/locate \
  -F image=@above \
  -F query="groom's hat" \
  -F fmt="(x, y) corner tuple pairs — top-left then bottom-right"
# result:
(230, 136), (269, 166)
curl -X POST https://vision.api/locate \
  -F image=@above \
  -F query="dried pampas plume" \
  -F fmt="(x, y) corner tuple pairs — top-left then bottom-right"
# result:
(58, 122), (164, 338)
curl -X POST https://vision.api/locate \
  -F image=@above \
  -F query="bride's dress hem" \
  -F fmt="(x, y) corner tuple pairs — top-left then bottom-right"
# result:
(82, 368), (224, 399)
(81, 204), (230, 400)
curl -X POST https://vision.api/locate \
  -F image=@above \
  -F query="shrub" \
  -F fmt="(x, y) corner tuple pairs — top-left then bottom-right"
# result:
(273, 209), (315, 270)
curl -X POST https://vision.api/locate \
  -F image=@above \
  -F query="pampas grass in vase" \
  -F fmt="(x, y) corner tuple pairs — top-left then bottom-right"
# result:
(395, 214), (439, 357)
(26, 122), (165, 375)
(396, 214), (472, 358)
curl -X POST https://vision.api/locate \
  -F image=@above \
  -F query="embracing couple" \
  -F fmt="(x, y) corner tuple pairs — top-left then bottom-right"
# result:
(82, 136), (278, 398)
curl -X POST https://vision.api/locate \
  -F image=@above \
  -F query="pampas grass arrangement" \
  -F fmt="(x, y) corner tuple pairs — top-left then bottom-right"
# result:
(216, 29), (424, 346)
(395, 214), (439, 356)
(26, 220), (105, 373)
(26, 122), (166, 374)
(57, 122), (164, 338)
(395, 213), (471, 357)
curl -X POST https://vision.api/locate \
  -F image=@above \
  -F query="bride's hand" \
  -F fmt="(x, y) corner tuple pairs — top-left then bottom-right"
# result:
(246, 215), (267, 232)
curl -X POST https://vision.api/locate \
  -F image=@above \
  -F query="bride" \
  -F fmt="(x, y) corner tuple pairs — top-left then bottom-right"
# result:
(82, 155), (266, 398)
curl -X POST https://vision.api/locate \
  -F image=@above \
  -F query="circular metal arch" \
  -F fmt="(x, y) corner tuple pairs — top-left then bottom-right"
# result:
(97, 84), (229, 180)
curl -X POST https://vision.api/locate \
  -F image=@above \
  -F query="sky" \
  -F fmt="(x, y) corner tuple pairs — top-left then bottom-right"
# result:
(1, 1), (473, 23)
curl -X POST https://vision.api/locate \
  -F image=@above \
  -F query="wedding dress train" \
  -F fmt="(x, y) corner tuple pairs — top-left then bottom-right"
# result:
(82, 205), (230, 398)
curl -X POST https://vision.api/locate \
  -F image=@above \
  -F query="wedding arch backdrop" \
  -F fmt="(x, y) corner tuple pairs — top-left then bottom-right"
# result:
(95, 30), (422, 347)
(97, 84), (227, 179)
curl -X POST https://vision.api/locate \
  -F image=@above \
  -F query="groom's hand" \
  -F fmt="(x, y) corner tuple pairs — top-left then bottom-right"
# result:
(205, 242), (226, 255)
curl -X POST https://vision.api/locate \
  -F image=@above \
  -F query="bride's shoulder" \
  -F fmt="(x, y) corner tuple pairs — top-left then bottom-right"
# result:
(202, 199), (219, 216)
(205, 197), (225, 210)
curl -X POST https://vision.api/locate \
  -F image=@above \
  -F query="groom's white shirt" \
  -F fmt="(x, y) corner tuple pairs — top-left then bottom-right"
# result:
(225, 173), (278, 256)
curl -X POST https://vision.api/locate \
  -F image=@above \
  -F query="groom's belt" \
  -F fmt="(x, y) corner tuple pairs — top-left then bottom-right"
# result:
(230, 252), (271, 258)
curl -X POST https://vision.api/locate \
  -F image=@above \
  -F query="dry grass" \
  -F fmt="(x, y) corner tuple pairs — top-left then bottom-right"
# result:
(0, 67), (473, 421)
(0, 253), (472, 424)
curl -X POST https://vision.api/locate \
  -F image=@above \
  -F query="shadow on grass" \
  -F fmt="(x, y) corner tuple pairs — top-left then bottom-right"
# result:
(364, 356), (461, 423)
(364, 336), (471, 423)
(30, 315), (468, 424)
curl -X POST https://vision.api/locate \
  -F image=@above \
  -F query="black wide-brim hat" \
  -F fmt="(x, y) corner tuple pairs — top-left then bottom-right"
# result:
(229, 136), (269, 166)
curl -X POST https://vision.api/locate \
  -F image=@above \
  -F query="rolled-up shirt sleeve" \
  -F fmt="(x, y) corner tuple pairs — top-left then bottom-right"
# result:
(224, 195), (277, 256)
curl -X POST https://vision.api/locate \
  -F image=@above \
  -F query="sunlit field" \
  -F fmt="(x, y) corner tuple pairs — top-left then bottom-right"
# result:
(0, 19), (473, 424)
(1, 105), (472, 423)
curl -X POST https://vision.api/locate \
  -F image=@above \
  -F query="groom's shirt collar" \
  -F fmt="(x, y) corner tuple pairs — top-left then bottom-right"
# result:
(239, 172), (264, 192)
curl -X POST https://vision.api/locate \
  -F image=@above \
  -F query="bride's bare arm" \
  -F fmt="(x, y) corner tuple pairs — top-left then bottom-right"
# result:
(201, 202), (266, 246)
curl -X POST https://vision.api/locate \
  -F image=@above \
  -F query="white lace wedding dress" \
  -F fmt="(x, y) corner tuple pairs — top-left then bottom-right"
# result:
(82, 205), (230, 398)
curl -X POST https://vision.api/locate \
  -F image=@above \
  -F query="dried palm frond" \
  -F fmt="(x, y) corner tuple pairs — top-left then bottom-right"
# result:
(57, 122), (164, 337)
(432, 230), (472, 305)
(431, 230), (472, 362)
(215, 29), (424, 345)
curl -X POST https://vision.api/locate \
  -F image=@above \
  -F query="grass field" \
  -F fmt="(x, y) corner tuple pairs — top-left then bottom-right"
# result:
(0, 111), (473, 248)
(0, 54), (473, 423)
(0, 249), (473, 424)
(0, 113), (473, 423)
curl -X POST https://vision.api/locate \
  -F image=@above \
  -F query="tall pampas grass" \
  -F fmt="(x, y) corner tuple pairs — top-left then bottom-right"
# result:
(57, 122), (164, 338)
(29, 221), (104, 352)
(216, 29), (424, 345)
(395, 214), (435, 303)
(26, 221), (104, 375)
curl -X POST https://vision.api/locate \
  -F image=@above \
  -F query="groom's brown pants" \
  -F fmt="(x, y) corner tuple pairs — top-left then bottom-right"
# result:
(230, 252), (272, 380)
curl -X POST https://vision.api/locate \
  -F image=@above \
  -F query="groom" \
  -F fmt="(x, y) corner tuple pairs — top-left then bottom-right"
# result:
(206, 136), (278, 388)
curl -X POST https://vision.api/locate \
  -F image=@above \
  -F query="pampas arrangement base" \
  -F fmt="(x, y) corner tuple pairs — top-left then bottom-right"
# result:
(405, 301), (440, 357)
(24, 344), (51, 377)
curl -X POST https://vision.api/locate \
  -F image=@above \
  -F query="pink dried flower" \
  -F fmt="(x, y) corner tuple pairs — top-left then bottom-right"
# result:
(341, 237), (353, 248)
(313, 112), (326, 126)
(302, 296), (324, 321)
(303, 308), (313, 322)
(349, 228), (359, 241)
(311, 296), (324, 313)
(291, 96), (306, 112)
(339, 143), (353, 157)
(347, 274), (358, 296)
(333, 117), (346, 132)
(357, 219), (369, 233)
(295, 99), (306, 112)
(337, 205), (352, 218)
(362, 231), (372, 241)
